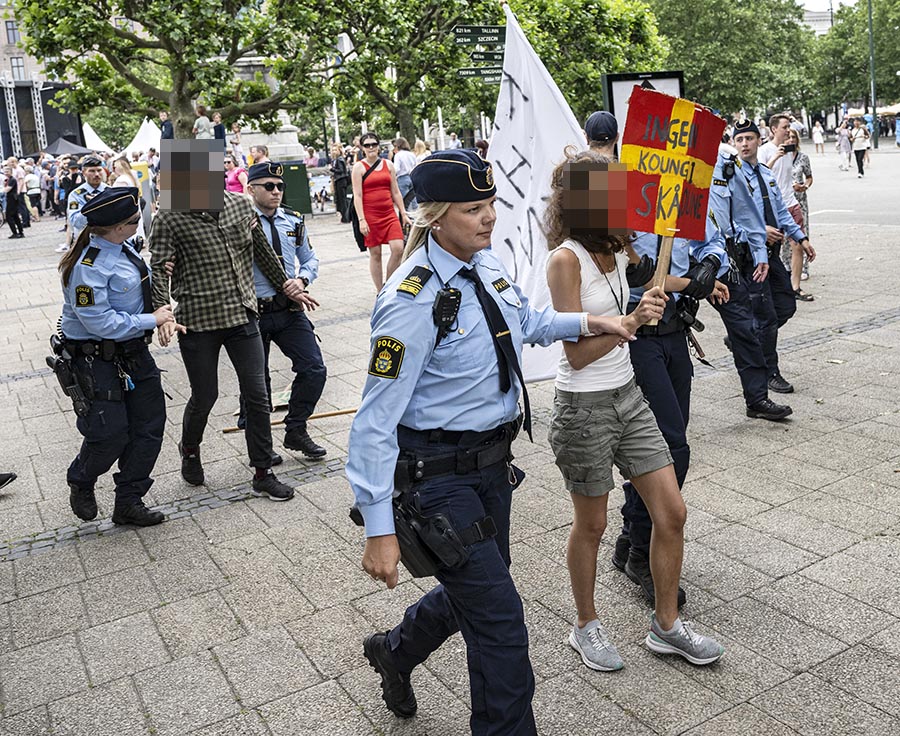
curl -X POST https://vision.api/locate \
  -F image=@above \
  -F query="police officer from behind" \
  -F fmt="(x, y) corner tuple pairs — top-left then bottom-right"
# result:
(68, 156), (109, 239)
(708, 143), (792, 421)
(732, 119), (815, 394)
(612, 216), (730, 607)
(348, 150), (636, 734)
(243, 162), (328, 458)
(584, 110), (619, 159)
(58, 188), (180, 526)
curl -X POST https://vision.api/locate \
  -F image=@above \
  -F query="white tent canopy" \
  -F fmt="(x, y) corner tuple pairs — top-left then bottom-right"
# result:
(119, 117), (161, 156)
(82, 122), (113, 153)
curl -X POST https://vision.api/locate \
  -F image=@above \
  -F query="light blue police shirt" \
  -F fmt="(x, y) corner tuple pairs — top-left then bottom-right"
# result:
(67, 182), (109, 238)
(709, 151), (768, 266)
(60, 235), (156, 341)
(740, 161), (807, 243)
(346, 235), (584, 537)
(252, 206), (319, 297)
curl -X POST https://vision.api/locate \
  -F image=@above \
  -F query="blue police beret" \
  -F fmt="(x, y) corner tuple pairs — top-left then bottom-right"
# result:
(81, 187), (140, 227)
(410, 149), (496, 203)
(80, 155), (103, 168)
(247, 161), (284, 182)
(733, 119), (761, 137)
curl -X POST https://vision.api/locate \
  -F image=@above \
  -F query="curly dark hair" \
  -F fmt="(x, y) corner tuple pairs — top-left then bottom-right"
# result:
(544, 146), (628, 254)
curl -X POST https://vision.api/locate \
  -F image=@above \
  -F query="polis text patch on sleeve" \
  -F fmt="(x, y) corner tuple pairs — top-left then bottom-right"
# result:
(75, 285), (95, 307)
(368, 336), (405, 379)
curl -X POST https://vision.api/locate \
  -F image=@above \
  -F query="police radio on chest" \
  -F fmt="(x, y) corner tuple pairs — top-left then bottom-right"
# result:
(432, 288), (461, 345)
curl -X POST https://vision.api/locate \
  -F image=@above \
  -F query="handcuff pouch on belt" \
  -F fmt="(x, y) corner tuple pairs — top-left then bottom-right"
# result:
(725, 237), (754, 279)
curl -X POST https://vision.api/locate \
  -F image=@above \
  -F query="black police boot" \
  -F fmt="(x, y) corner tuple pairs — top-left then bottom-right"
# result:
(251, 471), (295, 502)
(0, 472), (16, 490)
(284, 428), (327, 459)
(611, 533), (630, 571)
(69, 483), (98, 521)
(179, 443), (205, 486)
(768, 373), (794, 394)
(112, 501), (165, 527)
(746, 398), (793, 421)
(363, 632), (417, 719)
(270, 453), (284, 467)
(624, 549), (686, 608)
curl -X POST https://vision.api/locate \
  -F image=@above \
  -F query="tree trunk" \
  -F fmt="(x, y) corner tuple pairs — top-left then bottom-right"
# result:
(397, 105), (417, 145)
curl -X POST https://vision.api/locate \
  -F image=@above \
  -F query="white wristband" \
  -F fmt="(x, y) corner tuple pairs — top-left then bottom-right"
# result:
(580, 313), (592, 337)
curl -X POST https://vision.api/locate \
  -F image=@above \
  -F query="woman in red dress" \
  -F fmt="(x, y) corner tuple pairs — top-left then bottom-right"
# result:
(351, 131), (410, 290)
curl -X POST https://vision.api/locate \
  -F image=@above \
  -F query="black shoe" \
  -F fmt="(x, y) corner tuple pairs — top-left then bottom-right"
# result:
(284, 428), (327, 459)
(768, 374), (794, 394)
(624, 550), (686, 608)
(251, 471), (295, 501)
(363, 633), (417, 719)
(723, 336), (732, 353)
(794, 289), (814, 302)
(69, 483), (98, 521)
(179, 443), (205, 485)
(612, 533), (630, 571)
(746, 398), (793, 421)
(112, 502), (165, 526)
(270, 453), (284, 466)
(0, 472), (16, 490)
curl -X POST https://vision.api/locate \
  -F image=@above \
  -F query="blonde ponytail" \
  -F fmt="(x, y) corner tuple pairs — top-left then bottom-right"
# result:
(402, 201), (452, 261)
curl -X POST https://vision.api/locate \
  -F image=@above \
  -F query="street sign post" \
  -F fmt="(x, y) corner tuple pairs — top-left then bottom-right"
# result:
(457, 66), (504, 79)
(453, 24), (506, 46)
(469, 50), (504, 63)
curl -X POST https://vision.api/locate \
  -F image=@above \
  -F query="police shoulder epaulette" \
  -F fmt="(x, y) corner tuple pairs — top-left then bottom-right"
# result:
(287, 209), (304, 220)
(397, 265), (433, 298)
(80, 246), (101, 267)
(734, 158), (743, 168)
(712, 179), (728, 187)
(708, 210), (720, 229)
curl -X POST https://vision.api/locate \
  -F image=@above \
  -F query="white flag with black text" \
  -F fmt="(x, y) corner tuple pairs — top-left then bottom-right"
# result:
(490, 4), (586, 381)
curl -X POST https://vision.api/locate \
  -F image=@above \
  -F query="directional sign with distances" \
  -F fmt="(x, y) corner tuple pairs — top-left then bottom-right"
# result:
(457, 66), (504, 79)
(453, 24), (506, 46)
(469, 51), (504, 63)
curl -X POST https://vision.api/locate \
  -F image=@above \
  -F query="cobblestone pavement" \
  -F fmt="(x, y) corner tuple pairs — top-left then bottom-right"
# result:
(1, 150), (899, 735)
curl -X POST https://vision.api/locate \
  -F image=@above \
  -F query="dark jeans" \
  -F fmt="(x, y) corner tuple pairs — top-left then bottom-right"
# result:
(712, 272), (769, 405)
(621, 330), (692, 557)
(854, 149), (866, 176)
(67, 346), (165, 504)
(179, 316), (274, 469)
(749, 255), (795, 378)
(334, 178), (351, 222)
(237, 307), (327, 433)
(5, 195), (23, 236)
(386, 427), (536, 736)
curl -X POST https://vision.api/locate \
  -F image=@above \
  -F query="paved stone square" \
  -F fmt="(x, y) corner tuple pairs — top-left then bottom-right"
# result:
(1, 150), (899, 735)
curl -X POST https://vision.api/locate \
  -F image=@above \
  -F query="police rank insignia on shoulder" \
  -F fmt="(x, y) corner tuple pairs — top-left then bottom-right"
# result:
(69, 200), (79, 209)
(713, 179), (727, 187)
(368, 336), (405, 379)
(492, 277), (511, 293)
(75, 285), (94, 307)
(397, 266), (433, 298)
(80, 246), (100, 267)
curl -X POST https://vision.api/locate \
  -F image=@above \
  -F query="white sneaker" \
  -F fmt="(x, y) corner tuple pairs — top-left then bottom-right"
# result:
(569, 619), (624, 671)
(54, 244), (69, 253)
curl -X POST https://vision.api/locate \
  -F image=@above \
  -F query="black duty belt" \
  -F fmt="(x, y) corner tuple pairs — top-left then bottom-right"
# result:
(396, 419), (520, 484)
(257, 293), (291, 314)
(64, 336), (151, 359)
(636, 316), (686, 337)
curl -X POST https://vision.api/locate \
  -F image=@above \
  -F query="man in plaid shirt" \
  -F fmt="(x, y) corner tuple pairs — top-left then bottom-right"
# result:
(151, 189), (297, 501)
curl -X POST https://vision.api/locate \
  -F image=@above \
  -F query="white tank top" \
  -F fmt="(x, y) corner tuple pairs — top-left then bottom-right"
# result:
(553, 240), (634, 392)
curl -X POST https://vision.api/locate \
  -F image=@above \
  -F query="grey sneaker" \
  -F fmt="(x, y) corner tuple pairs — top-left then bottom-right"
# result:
(645, 615), (724, 665)
(568, 619), (624, 671)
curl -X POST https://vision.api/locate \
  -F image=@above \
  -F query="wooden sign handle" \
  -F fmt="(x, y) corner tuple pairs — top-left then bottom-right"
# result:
(221, 407), (358, 434)
(647, 235), (674, 326)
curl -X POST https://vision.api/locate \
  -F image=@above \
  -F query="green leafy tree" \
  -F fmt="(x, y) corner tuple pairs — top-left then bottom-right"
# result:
(649, 0), (815, 114)
(82, 108), (143, 152)
(13, 0), (342, 137)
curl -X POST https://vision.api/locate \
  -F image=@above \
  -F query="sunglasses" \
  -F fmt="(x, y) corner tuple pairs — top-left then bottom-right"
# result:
(362, 142), (379, 149)
(252, 182), (285, 191)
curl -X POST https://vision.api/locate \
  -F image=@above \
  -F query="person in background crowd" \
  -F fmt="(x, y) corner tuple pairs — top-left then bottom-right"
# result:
(229, 123), (245, 164)
(584, 110), (619, 159)
(446, 132), (462, 149)
(41, 161), (60, 217)
(212, 112), (226, 141)
(474, 139), (489, 159)
(159, 110), (174, 140)
(8, 157), (31, 230)
(3, 164), (25, 238)
(305, 147), (319, 167)
(812, 121), (825, 155)
(111, 158), (146, 241)
(193, 106), (213, 139)
(785, 129), (813, 299)
(249, 144), (269, 165)
(392, 137), (418, 209)
(545, 148), (724, 672)
(836, 121), (852, 171)
(850, 118), (869, 178)
(352, 131), (410, 291)
(24, 164), (42, 221)
(413, 139), (431, 163)
(65, 155), (109, 255)
(330, 143), (352, 223)
(224, 154), (249, 194)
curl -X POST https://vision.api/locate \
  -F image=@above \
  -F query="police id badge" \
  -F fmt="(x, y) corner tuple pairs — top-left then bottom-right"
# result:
(368, 336), (405, 379)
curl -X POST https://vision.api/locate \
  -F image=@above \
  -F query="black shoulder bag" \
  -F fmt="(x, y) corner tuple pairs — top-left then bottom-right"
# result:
(350, 161), (380, 253)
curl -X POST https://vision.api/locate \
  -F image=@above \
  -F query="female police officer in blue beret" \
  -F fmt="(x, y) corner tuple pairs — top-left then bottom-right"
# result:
(58, 187), (182, 527)
(346, 149), (657, 735)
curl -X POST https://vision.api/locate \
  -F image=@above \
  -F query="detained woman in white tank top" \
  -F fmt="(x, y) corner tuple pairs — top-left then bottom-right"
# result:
(543, 147), (725, 672)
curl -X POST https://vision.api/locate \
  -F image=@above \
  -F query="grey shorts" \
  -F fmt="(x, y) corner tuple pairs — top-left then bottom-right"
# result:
(548, 379), (673, 496)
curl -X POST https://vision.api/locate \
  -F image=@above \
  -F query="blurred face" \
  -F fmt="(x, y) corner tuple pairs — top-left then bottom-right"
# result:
(560, 162), (629, 240)
(84, 166), (103, 187)
(853, 119), (861, 128)
(213, 113), (221, 123)
(160, 112), (167, 121)
(734, 132), (760, 162)
(433, 197), (497, 259)
(248, 176), (284, 210)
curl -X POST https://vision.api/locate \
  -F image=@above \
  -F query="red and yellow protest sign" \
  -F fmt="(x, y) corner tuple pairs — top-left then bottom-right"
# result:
(620, 87), (725, 241)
